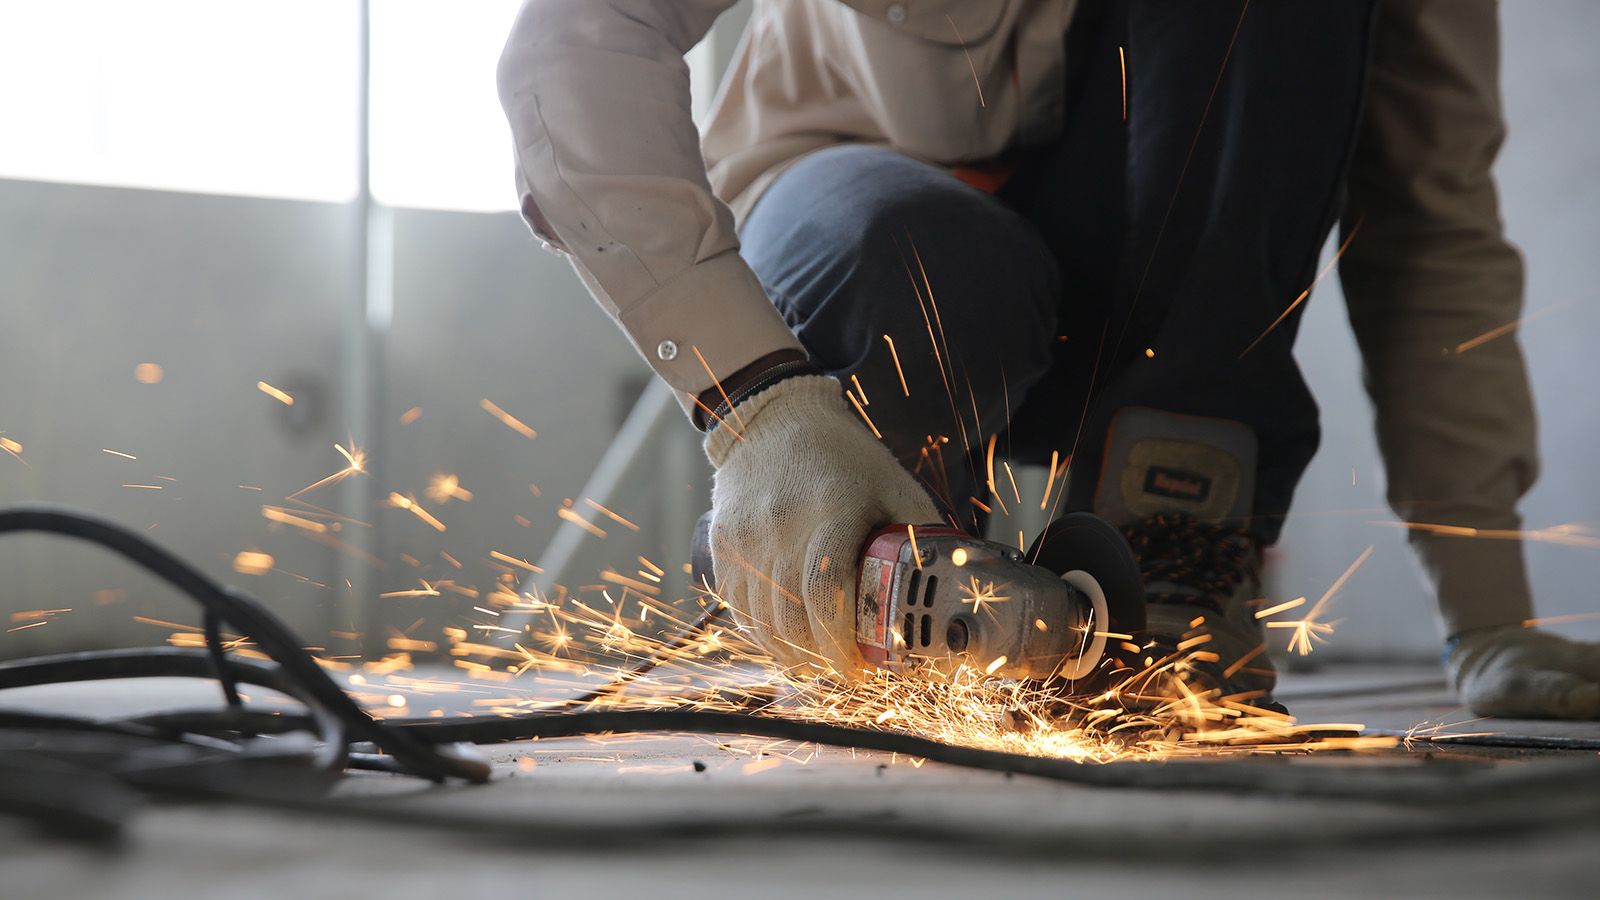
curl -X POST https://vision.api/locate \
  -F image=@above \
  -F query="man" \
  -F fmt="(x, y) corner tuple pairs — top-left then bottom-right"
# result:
(498, 0), (1599, 718)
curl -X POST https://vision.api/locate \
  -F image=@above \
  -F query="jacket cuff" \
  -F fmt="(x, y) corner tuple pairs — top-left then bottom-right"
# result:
(615, 250), (805, 418)
(1412, 529), (1534, 638)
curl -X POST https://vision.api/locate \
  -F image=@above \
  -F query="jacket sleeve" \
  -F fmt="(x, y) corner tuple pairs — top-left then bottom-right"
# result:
(1339, 0), (1539, 637)
(497, 0), (804, 416)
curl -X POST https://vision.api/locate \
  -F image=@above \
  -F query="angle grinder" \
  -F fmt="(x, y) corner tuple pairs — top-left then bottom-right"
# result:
(692, 511), (1145, 685)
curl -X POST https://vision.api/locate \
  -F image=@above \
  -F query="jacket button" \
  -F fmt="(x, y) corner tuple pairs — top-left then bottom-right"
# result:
(656, 340), (679, 361)
(886, 3), (907, 24)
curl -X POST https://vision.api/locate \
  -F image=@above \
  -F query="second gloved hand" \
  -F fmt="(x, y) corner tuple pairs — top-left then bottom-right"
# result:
(1447, 625), (1600, 719)
(705, 374), (940, 675)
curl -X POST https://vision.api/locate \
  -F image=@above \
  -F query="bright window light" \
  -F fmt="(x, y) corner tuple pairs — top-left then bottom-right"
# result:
(368, 0), (523, 212)
(369, 1), (721, 212)
(0, 0), (359, 201)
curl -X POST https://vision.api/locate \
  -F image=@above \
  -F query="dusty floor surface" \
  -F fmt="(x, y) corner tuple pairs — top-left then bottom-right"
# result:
(4, 663), (1598, 899)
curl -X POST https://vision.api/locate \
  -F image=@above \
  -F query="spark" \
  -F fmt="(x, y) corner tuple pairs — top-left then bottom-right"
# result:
(132, 616), (203, 633)
(846, 389), (883, 439)
(1, 436), (26, 464)
(1264, 547), (1371, 656)
(959, 576), (1010, 617)
(1373, 520), (1600, 551)
(690, 394), (745, 440)
(399, 406), (423, 425)
(122, 483), (162, 490)
(601, 569), (662, 597)
(134, 362), (164, 384)
(1308, 545), (1373, 621)
(427, 473), (474, 503)
(262, 506), (328, 533)
(257, 381), (294, 405)
(1453, 299), (1574, 354)
(489, 551), (542, 573)
(557, 506), (607, 539)
(882, 335), (911, 397)
(1253, 596), (1306, 619)
(584, 499), (640, 532)
(1267, 619), (1337, 656)
(1001, 460), (1022, 506)
(480, 398), (537, 439)
(850, 374), (870, 406)
(388, 493), (446, 532)
(1239, 216), (1363, 358)
(690, 346), (745, 433)
(380, 584), (441, 598)
(10, 609), (71, 623)
(289, 444), (367, 498)
(984, 434), (1010, 516)
(1522, 611), (1600, 628)
(1118, 46), (1127, 121)
(232, 551), (275, 576)
(101, 448), (137, 460)
(1041, 450), (1061, 511)
(907, 525), (922, 570)
(945, 13), (985, 108)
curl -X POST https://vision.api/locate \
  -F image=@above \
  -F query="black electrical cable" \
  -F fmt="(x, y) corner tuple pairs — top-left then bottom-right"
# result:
(202, 608), (243, 710)
(0, 506), (487, 783)
(0, 650), (352, 772)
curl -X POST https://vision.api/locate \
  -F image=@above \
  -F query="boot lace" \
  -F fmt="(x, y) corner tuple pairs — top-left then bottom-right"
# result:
(1120, 511), (1255, 611)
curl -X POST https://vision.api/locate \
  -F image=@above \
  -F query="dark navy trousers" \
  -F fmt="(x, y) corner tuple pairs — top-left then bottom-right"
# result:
(738, 1), (1376, 544)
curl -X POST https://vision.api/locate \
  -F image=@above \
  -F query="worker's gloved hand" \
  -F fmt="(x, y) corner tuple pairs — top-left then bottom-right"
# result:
(705, 374), (939, 675)
(1446, 626), (1600, 719)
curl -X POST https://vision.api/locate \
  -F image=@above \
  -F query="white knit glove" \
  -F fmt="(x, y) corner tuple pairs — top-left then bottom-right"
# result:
(705, 375), (940, 675)
(1447, 626), (1600, 719)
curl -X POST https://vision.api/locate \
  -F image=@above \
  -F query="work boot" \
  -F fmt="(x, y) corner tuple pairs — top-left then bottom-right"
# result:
(1089, 408), (1281, 710)
(1121, 512), (1277, 705)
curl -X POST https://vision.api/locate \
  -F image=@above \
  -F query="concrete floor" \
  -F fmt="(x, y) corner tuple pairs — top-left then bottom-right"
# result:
(3, 664), (1598, 899)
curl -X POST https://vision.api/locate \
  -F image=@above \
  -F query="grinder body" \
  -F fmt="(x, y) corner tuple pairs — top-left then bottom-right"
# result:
(856, 526), (1117, 681)
(691, 511), (1144, 684)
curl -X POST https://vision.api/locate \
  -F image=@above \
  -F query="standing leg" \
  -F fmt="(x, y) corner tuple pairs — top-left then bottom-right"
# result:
(738, 144), (1061, 529)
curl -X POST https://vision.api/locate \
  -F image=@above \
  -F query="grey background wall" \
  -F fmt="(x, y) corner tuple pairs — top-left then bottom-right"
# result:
(1, 2), (1594, 661)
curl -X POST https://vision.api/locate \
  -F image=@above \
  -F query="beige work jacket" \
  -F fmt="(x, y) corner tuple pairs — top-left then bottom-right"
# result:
(498, 0), (1539, 636)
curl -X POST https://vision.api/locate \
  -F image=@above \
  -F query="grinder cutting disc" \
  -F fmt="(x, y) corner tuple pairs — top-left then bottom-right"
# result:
(1026, 512), (1146, 680)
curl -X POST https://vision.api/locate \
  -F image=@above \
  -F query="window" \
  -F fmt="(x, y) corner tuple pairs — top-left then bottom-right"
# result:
(368, 0), (522, 212)
(0, 0), (360, 201)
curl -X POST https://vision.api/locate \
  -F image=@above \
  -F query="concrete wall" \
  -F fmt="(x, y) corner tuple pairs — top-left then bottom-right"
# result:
(0, 180), (356, 653)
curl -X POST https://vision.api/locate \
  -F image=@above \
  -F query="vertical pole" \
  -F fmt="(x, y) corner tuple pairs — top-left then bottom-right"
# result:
(341, 0), (391, 655)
